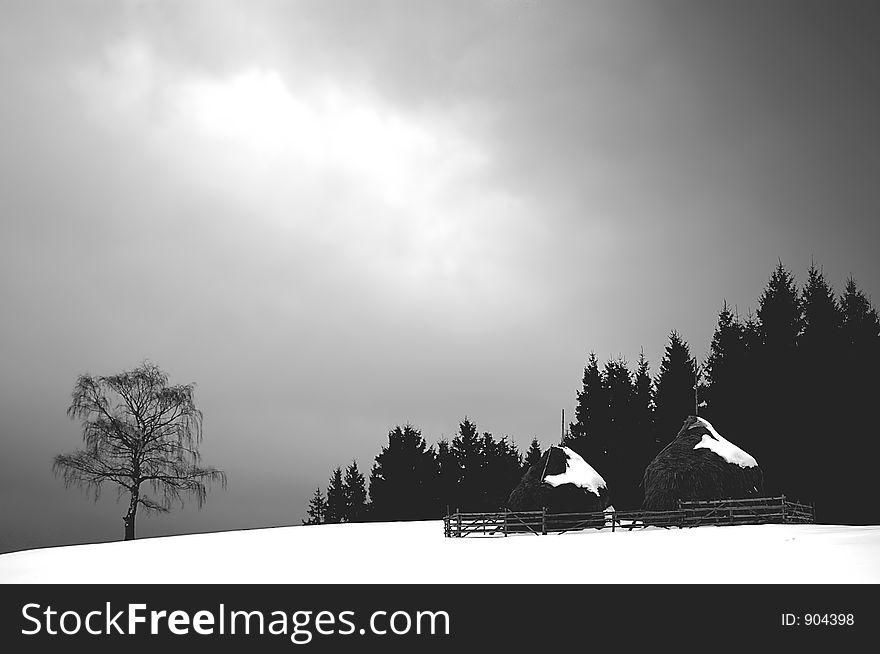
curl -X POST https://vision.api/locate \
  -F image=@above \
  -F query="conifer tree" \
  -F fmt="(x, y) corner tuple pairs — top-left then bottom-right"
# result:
(752, 262), (802, 495)
(368, 424), (438, 521)
(740, 309), (762, 356)
(653, 331), (697, 445)
(792, 265), (843, 504)
(325, 467), (346, 524)
(451, 417), (483, 511)
(739, 309), (763, 450)
(303, 487), (327, 525)
(704, 302), (740, 392)
(434, 438), (459, 515)
(757, 261), (802, 351)
(835, 277), (880, 523)
(481, 434), (522, 510)
(629, 350), (656, 507)
(605, 358), (633, 433)
(800, 263), (842, 351)
(343, 460), (367, 523)
(523, 438), (543, 472)
(565, 352), (608, 464)
(632, 350), (655, 450)
(840, 276), (880, 347)
(601, 357), (633, 506)
(703, 302), (748, 435)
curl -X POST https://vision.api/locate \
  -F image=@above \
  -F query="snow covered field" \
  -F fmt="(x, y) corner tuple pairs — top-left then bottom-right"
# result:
(2, 520), (879, 584)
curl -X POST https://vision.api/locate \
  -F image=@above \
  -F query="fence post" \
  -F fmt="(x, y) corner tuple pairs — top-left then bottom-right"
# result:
(456, 511), (462, 538)
(503, 508), (508, 537)
(542, 506), (547, 535)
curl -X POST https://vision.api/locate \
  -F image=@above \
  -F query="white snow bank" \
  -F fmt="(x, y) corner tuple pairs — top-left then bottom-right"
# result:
(542, 446), (606, 496)
(2, 521), (879, 584)
(693, 417), (758, 468)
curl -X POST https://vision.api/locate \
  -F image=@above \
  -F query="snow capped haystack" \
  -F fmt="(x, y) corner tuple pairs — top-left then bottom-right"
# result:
(642, 416), (764, 511)
(507, 445), (611, 513)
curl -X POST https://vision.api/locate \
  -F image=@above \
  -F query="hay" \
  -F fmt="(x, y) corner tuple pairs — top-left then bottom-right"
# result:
(642, 416), (764, 510)
(507, 446), (611, 514)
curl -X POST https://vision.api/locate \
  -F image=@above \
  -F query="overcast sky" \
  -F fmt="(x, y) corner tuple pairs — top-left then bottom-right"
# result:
(2, 0), (878, 552)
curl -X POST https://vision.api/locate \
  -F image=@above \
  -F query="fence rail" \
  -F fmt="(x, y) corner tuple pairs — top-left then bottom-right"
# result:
(443, 496), (815, 538)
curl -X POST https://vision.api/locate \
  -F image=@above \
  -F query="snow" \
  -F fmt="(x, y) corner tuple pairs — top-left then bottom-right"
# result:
(542, 446), (606, 496)
(693, 417), (758, 468)
(1, 520), (879, 583)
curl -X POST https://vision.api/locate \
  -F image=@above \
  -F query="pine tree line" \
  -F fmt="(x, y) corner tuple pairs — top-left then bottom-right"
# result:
(701, 262), (880, 524)
(303, 461), (368, 525)
(564, 261), (880, 522)
(303, 420), (539, 524)
(304, 259), (879, 525)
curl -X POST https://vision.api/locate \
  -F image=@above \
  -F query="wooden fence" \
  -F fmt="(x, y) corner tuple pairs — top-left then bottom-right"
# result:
(443, 496), (815, 538)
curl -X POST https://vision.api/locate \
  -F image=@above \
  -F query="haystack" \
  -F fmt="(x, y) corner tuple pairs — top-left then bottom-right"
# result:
(642, 415), (764, 510)
(507, 445), (610, 513)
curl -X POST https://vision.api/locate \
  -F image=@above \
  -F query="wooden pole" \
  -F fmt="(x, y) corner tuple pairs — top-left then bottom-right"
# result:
(561, 408), (564, 444)
(542, 506), (547, 535)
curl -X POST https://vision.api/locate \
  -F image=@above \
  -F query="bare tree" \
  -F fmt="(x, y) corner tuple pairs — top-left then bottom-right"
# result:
(54, 362), (226, 540)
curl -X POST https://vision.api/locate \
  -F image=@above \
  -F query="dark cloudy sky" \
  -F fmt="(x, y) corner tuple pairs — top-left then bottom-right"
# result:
(2, 0), (878, 552)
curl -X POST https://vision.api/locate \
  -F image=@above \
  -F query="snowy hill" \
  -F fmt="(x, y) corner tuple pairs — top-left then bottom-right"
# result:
(2, 520), (879, 584)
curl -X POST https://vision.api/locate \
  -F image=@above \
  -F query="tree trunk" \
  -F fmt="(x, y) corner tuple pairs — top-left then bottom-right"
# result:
(123, 487), (139, 541)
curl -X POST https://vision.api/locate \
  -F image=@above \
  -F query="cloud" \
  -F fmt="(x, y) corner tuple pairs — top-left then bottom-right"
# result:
(69, 35), (544, 326)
